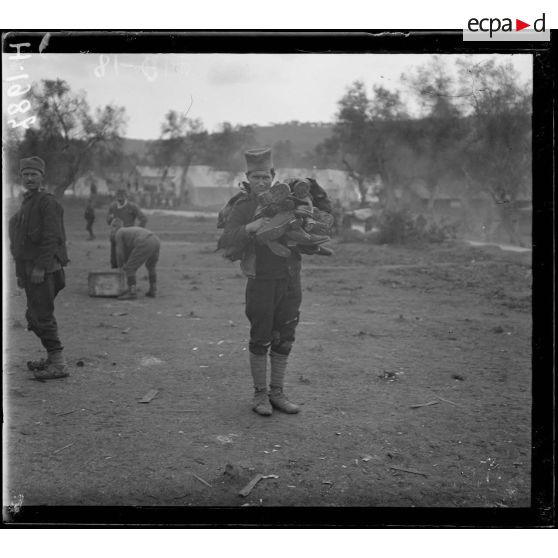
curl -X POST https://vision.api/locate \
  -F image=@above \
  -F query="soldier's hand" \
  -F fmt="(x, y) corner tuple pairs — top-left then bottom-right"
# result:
(30, 267), (45, 284)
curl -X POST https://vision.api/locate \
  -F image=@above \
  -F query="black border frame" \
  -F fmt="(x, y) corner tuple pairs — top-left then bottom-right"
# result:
(1, 29), (555, 528)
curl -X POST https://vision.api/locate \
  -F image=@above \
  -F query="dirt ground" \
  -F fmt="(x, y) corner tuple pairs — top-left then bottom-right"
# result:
(3, 200), (532, 511)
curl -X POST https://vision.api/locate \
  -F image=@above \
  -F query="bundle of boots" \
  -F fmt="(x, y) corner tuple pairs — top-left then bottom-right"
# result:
(254, 181), (334, 258)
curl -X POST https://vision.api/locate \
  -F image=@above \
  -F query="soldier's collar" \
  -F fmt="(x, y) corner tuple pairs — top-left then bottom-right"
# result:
(23, 189), (39, 200)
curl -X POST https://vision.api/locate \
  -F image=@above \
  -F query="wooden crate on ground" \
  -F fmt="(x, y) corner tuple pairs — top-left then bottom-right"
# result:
(88, 270), (126, 297)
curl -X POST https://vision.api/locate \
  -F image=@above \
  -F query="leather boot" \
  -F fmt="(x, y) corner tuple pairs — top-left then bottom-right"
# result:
(146, 281), (157, 298)
(269, 182), (291, 204)
(256, 212), (298, 243)
(295, 244), (334, 256)
(250, 352), (272, 416)
(118, 285), (137, 300)
(27, 354), (50, 371)
(266, 240), (292, 258)
(269, 351), (300, 414)
(284, 229), (330, 245)
(34, 350), (69, 380)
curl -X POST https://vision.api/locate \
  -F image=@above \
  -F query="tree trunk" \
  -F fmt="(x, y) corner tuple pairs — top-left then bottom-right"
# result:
(496, 200), (523, 247)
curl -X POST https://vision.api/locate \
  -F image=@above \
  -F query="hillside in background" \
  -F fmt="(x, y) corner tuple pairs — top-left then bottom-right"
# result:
(122, 138), (154, 160)
(252, 122), (333, 155)
(122, 122), (333, 162)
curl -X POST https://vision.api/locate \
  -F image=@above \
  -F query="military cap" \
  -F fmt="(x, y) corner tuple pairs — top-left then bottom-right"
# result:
(20, 156), (46, 174)
(244, 147), (273, 173)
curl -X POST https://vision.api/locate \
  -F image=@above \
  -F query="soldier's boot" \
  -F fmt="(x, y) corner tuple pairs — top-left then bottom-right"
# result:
(294, 244), (334, 256)
(269, 351), (300, 414)
(118, 277), (138, 300)
(314, 245), (334, 256)
(266, 240), (292, 258)
(256, 212), (298, 243)
(292, 179), (311, 200)
(146, 273), (157, 298)
(269, 182), (291, 204)
(284, 229), (330, 245)
(250, 352), (272, 416)
(33, 350), (69, 380)
(27, 353), (50, 371)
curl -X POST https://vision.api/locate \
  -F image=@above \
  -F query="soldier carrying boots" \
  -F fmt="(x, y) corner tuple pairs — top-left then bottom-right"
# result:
(9, 156), (70, 380)
(217, 147), (334, 417)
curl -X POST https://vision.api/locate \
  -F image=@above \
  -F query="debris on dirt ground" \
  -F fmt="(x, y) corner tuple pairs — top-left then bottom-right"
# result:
(53, 442), (75, 455)
(223, 464), (242, 478)
(299, 375), (311, 384)
(322, 480), (333, 485)
(121, 327), (132, 334)
(238, 474), (279, 497)
(379, 370), (399, 382)
(140, 356), (164, 366)
(451, 374), (466, 381)
(192, 473), (212, 488)
(138, 389), (159, 403)
(355, 330), (387, 338)
(434, 395), (458, 406)
(410, 401), (439, 409)
(111, 312), (128, 317)
(389, 466), (428, 477)
(97, 322), (120, 329)
(76, 360), (85, 367)
(492, 326), (505, 334)
(239, 474), (263, 497)
(55, 409), (78, 417)
(361, 455), (374, 462)
(216, 434), (236, 444)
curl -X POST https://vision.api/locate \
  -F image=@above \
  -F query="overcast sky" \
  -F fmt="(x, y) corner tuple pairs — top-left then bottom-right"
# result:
(3, 52), (532, 140)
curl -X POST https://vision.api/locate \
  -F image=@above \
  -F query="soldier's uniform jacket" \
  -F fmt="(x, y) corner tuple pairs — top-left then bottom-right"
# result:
(9, 190), (69, 276)
(218, 193), (301, 280)
(107, 200), (147, 227)
(114, 226), (159, 267)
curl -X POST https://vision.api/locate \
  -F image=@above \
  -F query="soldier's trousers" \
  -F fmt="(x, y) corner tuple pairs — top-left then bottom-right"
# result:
(122, 235), (160, 280)
(245, 273), (302, 356)
(24, 268), (65, 354)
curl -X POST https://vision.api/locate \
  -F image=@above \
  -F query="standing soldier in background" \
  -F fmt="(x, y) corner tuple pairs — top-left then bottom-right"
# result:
(84, 198), (96, 240)
(9, 156), (70, 380)
(219, 147), (321, 417)
(110, 219), (160, 300)
(106, 188), (147, 269)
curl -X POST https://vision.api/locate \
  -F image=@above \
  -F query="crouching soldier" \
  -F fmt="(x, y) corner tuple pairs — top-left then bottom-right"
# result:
(9, 156), (70, 380)
(111, 219), (160, 300)
(218, 147), (304, 417)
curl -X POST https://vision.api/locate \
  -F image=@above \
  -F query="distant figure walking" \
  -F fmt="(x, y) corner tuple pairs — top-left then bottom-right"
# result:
(84, 198), (95, 240)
